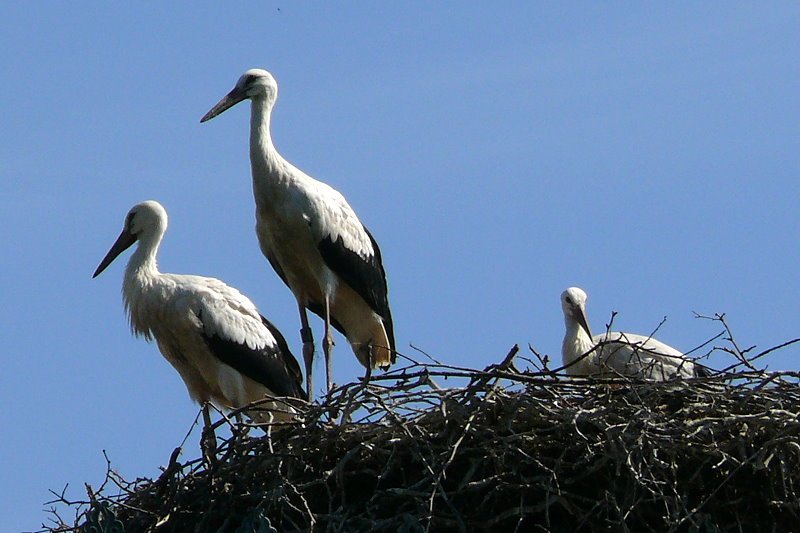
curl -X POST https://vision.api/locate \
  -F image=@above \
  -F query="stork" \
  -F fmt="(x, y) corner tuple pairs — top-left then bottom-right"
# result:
(560, 287), (706, 380)
(93, 200), (307, 431)
(200, 68), (395, 399)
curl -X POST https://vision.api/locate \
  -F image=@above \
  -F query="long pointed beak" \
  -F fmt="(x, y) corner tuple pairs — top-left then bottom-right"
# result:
(93, 229), (137, 278)
(576, 307), (593, 339)
(200, 87), (248, 123)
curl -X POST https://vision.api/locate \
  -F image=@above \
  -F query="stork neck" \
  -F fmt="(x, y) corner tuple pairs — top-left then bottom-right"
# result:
(249, 97), (295, 214)
(125, 235), (160, 283)
(562, 318), (595, 367)
(250, 98), (286, 174)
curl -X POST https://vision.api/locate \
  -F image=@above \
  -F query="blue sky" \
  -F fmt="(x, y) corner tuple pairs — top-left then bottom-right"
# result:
(1, 3), (798, 531)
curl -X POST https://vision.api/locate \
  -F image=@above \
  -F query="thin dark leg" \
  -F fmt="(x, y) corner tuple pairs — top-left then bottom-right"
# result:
(299, 304), (315, 401)
(363, 358), (373, 382)
(323, 294), (335, 395)
(201, 403), (217, 465)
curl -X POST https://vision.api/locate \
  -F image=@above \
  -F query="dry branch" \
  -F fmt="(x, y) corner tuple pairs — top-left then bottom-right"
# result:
(42, 332), (800, 532)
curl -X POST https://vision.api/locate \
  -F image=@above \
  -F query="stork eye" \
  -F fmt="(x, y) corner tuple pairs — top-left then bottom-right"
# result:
(245, 74), (257, 85)
(565, 296), (572, 304)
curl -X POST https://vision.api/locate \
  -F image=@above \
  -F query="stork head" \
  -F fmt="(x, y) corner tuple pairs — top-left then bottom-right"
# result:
(200, 68), (278, 123)
(93, 201), (168, 278)
(561, 287), (592, 338)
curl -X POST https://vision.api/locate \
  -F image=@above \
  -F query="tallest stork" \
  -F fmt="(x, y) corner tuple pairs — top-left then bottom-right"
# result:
(201, 69), (395, 399)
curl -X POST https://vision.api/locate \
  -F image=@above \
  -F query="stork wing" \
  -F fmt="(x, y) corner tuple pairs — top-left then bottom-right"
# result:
(200, 318), (306, 399)
(264, 247), (290, 288)
(317, 225), (395, 352)
(595, 332), (695, 379)
(194, 287), (307, 399)
(258, 314), (307, 400)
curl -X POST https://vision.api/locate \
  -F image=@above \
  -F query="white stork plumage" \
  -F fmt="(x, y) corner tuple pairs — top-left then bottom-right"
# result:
(200, 68), (395, 399)
(560, 287), (706, 380)
(93, 200), (307, 426)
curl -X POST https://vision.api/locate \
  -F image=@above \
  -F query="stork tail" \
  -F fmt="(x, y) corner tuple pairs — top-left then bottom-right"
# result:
(359, 321), (393, 370)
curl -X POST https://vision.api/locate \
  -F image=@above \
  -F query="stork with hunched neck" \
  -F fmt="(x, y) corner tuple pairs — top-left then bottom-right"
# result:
(561, 287), (706, 380)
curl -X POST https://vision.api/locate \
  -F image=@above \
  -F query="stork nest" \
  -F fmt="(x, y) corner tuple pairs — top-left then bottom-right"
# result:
(44, 321), (800, 532)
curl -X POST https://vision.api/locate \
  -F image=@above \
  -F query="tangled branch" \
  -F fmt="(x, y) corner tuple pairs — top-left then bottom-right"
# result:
(42, 324), (800, 532)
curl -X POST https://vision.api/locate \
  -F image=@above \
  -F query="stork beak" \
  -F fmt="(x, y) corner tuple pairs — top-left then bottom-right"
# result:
(200, 86), (248, 123)
(93, 229), (137, 278)
(576, 307), (593, 339)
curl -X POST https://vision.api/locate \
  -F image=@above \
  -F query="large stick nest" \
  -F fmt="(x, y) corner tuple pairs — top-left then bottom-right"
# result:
(45, 328), (800, 532)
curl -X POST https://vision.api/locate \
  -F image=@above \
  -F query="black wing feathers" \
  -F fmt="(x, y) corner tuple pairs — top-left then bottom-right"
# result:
(198, 311), (306, 400)
(317, 226), (395, 353)
(694, 363), (712, 378)
(265, 251), (290, 288)
(259, 314), (308, 400)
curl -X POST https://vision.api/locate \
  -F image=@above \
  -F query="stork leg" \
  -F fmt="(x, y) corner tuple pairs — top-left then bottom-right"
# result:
(363, 356), (373, 383)
(299, 305), (315, 401)
(232, 411), (247, 438)
(201, 403), (217, 465)
(323, 294), (335, 395)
